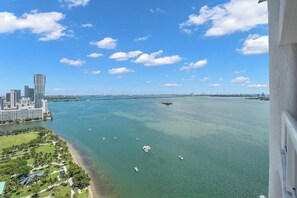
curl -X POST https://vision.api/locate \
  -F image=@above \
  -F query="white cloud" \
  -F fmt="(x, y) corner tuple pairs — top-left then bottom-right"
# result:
(108, 67), (135, 75)
(53, 88), (65, 91)
(62, 0), (90, 8)
(209, 84), (222, 87)
(180, 59), (207, 71)
(161, 83), (181, 87)
(180, 0), (268, 36)
(81, 23), (92, 28)
(231, 76), (250, 84)
(90, 37), (117, 49)
(219, 77), (223, 80)
(134, 50), (182, 66)
(90, 70), (101, 75)
(134, 35), (151, 41)
(109, 51), (143, 61)
(238, 34), (269, 55)
(145, 81), (151, 84)
(246, 84), (267, 88)
(233, 70), (246, 74)
(150, 8), (164, 14)
(87, 53), (103, 58)
(201, 77), (209, 81)
(181, 28), (193, 35)
(0, 11), (66, 41)
(60, 57), (85, 66)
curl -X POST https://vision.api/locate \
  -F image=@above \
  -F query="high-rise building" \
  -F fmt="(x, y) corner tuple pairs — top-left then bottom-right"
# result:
(10, 90), (17, 108)
(5, 93), (10, 102)
(42, 99), (48, 113)
(34, 74), (46, 108)
(11, 89), (21, 102)
(0, 97), (4, 110)
(24, 85), (34, 101)
(24, 85), (29, 98)
(28, 88), (34, 101)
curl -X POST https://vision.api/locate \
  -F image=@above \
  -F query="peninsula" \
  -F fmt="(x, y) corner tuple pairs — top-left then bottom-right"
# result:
(0, 127), (92, 198)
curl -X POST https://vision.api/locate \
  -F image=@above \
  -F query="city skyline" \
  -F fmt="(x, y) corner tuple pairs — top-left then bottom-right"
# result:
(0, 0), (268, 95)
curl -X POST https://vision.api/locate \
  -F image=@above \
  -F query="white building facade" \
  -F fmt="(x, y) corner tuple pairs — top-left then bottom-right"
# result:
(268, 0), (297, 197)
(0, 108), (43, 123)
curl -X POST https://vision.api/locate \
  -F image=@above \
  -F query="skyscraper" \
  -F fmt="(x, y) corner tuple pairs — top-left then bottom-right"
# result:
(28, 88), (34, 101)
(34, 74), (46, 108)
(0, 97), (4, 110)
(24, 85), (29, 97)
(25, 85), (34, 101)
(11, 89), (21, 102)
(10, 90), (17, 108)
(5, 93), (10, 102)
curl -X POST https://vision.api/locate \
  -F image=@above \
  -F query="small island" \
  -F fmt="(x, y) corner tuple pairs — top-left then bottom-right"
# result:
(0, 127), (92, 198)
(161, 102), (173, 106)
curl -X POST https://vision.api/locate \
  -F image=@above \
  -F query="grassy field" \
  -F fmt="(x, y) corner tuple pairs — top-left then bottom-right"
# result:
(36, 144), (56, 154)
(75, 188), (89, 198)
(38, 184), (71, 197)
(0, 132), (38, 152)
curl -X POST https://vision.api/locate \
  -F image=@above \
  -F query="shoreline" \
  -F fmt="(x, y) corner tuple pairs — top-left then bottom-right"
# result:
(60, 137), (101, 198)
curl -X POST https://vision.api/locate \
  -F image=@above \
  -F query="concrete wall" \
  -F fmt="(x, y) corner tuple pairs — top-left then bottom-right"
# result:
(269, 0), (297, 197)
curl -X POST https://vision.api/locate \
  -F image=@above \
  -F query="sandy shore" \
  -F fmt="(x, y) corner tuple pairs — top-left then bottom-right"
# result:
(62, 138), (100, 198)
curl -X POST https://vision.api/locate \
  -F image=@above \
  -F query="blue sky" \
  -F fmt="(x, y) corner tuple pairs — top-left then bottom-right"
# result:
(0, 0), (268, 95)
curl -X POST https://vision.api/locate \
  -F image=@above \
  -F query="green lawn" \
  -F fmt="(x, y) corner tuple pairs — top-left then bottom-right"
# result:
(36, 144), (56, 154)
(0, 132), (38, 152)
(49, 165), (63, 173)
(75, 188), (89, 198)
(38, 184), (71, 198)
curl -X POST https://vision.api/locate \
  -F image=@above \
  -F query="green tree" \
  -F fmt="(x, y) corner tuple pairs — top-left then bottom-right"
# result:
(32, 184), (40, 195)
(30, 148), (36, 157)
(72, 172), (90, 189)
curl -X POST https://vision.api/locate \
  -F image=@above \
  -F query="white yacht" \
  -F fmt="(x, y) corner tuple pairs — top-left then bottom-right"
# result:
(134, 167), (139, 172)
(179, 155), (184, 160)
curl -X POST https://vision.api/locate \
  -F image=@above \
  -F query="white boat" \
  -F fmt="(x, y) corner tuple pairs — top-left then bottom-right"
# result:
(134, 167), (139, 172)
(102, 137), (105, 140)
(136, 138), (139, 141)
(179, 155), (184, 160)
(88, 128), (92, 131)
(114, 137), (117, 139)
(143, 145), (151, 153)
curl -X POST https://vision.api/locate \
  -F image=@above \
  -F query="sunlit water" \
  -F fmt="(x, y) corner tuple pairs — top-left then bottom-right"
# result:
(0, 96), (269, 198)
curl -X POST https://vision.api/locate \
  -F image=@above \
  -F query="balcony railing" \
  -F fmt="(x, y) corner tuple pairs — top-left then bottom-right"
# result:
(281, 111), (297, 198)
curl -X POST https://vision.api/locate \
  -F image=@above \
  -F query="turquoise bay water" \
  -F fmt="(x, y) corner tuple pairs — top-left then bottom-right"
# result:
(0, 96), (269, 197)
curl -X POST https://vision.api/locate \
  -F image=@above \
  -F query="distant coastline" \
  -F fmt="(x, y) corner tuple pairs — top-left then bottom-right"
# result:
(45, 94), (270, 103)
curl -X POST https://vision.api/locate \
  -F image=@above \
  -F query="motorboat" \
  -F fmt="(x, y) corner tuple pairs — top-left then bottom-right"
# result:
(143, 145), (151, 153)
(179, 155), (184, 160)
